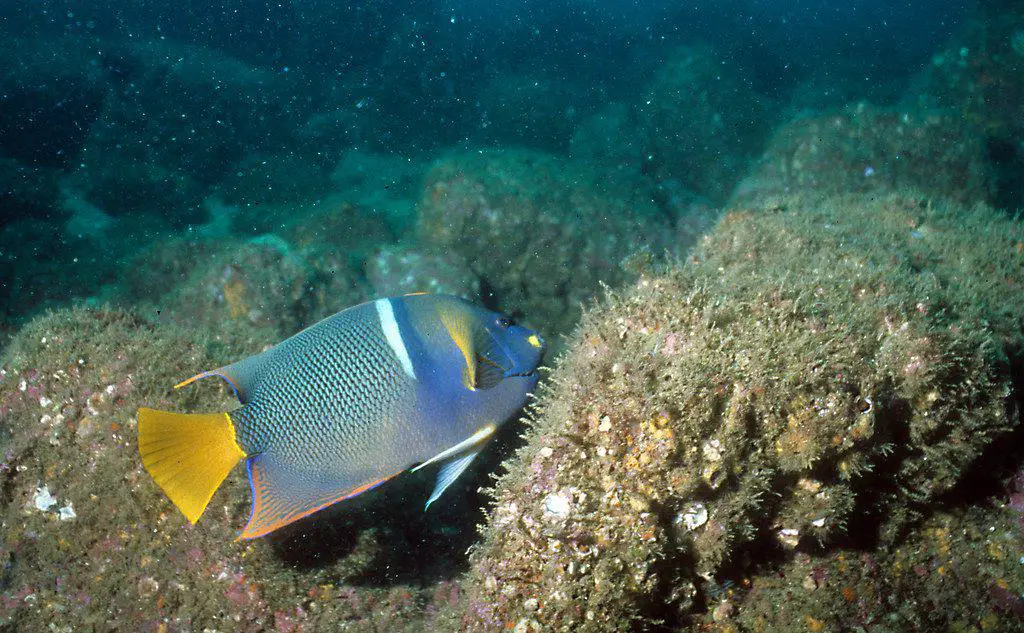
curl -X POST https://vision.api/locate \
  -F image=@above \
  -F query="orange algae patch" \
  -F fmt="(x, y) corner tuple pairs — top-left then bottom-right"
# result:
(804, 615), (826, 632)
(222, 274), (249, 318)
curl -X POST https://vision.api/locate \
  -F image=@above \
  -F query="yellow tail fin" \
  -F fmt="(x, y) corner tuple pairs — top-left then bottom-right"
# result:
(137, 408), (247, 524)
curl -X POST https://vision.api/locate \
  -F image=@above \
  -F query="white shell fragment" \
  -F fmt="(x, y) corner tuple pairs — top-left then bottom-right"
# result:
(59, 503), (77, 521)
(33, 486), (57, 512)
(543, 492), (572, 519)
(702, 439), (723, 462)
(677, 502), (709, 530)
(778, 527), (801, 547)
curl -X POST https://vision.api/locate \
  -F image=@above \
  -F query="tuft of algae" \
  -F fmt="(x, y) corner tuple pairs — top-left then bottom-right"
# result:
(451, 191), (1024, 631)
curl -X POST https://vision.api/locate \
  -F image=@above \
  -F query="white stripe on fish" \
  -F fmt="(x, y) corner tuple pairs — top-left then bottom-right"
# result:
(375, 298), (417, 379)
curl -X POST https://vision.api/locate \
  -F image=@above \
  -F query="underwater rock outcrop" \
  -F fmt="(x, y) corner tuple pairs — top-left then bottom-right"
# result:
(453, 191), (1024, 631)
(714, 499), (1024, 631)
(119, 236), (329, 341)
(903, 0), (1024, 211)
(730, 103), (993, 207)
(116, 198), (394, 338)
(416, 148), (673, 337)
(366, 245), (480, 302)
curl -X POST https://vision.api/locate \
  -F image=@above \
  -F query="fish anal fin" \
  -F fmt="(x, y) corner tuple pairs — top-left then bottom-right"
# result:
(425, 450), (480, 510)
(237, 456), (399, 540)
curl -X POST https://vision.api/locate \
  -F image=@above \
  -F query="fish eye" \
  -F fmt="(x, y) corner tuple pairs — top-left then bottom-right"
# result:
(497, 316), (514, 328)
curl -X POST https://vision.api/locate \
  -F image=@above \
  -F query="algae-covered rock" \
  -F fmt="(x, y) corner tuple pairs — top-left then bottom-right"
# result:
(0, 308), (467, 631)
(730, 103), (993, 207)
(567, 103), (646, 171)
(903, 2), (1024, 211)
(716, 494), (1024, 632)
(117, 199), (393, 337)
(119, 236), (324, 340)
(454, 191), (1024, 631)
(366, 245), (480, 302)
(416, 148), (673, 337)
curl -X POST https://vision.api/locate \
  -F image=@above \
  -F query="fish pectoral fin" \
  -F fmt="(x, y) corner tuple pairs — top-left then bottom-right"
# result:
(424, 450), (480, 510)
(238, 455), (399, 540)
(410, 423), (497, 474)
(474, 353), (505, 390)
(438, 303), (479, 390)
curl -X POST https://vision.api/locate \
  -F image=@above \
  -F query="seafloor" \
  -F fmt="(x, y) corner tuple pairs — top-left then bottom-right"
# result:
(1, 1), (1024, 631)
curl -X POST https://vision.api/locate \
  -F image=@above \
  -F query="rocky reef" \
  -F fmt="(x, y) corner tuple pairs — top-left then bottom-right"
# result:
(1, 2), (1022, 630)
(451, 191), (1024, 631)
(416, 148), (674, 337)
(730, 104), (993, 207)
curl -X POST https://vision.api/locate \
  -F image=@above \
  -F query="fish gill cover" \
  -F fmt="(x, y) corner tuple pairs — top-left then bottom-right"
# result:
(1, 0), (1023, 631)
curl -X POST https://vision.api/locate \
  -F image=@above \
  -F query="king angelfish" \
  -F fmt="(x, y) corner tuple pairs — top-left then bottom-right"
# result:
(137, 294), (545, 539)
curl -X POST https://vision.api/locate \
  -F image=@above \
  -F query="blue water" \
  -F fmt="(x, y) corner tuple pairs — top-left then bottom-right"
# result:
(0, 0), (983, 334)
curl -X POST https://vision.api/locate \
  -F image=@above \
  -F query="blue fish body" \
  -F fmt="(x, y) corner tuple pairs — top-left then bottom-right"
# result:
(138, 294), (545, 539)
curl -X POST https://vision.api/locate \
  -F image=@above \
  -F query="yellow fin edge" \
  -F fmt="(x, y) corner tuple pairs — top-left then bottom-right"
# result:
(137, 408), (246, 524)
(438, 306), (477, 390)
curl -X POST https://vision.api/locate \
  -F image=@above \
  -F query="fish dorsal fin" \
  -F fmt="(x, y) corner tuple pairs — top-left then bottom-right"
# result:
(425, 450), (480, 510)
(173, 353), (264, 404)
(438, 303), (478, 390)
(238, 454), (399, 540)
(411, 423), (496, 474)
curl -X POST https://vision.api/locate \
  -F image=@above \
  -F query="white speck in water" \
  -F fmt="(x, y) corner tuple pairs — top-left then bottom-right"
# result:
(59, 503), (76, 521)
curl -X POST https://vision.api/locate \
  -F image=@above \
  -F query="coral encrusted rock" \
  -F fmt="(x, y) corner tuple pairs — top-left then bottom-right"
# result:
(454, 191), (1024, 631)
